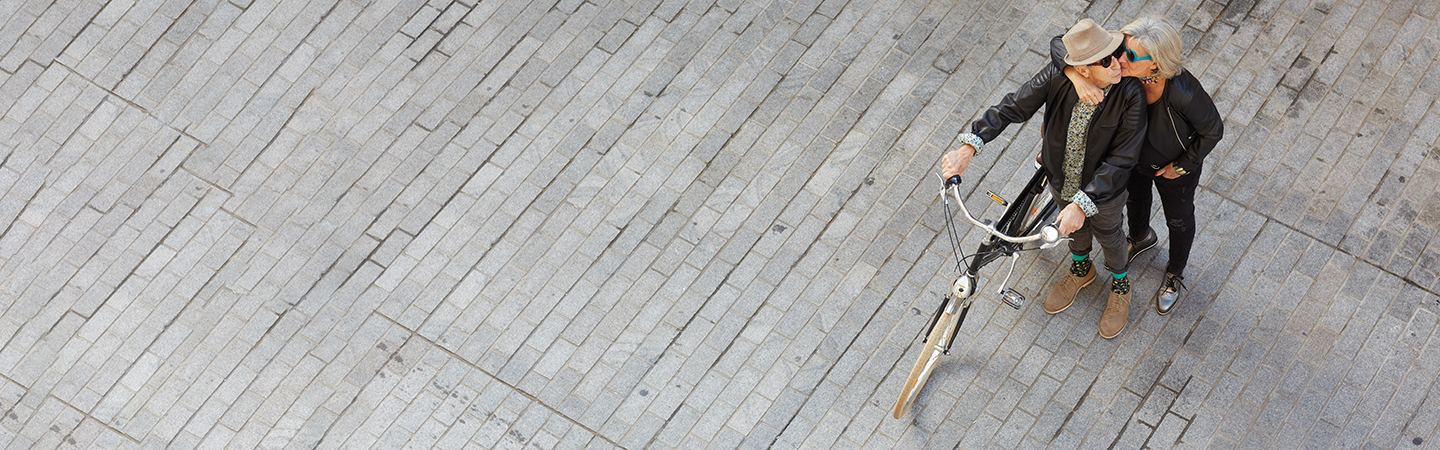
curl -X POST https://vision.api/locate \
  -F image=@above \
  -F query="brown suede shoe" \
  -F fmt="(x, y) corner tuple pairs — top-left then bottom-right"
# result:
(1044, 259), (1095, 314)
(1099, 276), (1131, 339)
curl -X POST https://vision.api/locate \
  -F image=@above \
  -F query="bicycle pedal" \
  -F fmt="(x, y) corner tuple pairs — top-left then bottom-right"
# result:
(1001, 288), (1025, 310)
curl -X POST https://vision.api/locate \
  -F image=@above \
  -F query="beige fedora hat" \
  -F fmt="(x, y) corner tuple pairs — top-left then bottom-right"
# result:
(1062, 18), (1124, 66)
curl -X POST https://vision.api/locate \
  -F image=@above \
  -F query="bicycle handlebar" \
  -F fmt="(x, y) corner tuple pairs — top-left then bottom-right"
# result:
(943, 182), (1061, 246)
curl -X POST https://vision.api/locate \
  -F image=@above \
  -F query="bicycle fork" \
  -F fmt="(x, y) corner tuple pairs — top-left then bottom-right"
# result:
(921, 275), (976, 355)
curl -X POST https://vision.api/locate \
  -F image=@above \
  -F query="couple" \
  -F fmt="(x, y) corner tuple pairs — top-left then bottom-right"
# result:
(940, 17), (1223, 339)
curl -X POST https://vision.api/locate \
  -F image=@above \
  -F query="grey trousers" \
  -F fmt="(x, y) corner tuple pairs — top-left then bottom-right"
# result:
(1056, 189), (1129, 275)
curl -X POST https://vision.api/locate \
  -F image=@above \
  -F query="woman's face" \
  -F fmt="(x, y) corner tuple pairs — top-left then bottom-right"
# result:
(1120, 36), (1156, 78)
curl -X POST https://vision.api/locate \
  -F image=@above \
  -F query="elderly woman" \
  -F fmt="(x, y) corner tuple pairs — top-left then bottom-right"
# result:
(1053, 17), (1224, 315)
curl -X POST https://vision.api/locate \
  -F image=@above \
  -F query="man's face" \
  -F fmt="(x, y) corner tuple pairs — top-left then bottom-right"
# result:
(1081, 55), (1123, 87)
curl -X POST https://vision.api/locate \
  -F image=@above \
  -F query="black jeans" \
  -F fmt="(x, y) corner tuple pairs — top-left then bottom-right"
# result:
(1053, 188), (1130, 275)
(1127, 166), (1200, 275)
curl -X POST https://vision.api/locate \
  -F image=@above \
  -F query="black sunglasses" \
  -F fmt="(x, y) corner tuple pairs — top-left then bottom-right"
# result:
(1089, 42), (1128, 68)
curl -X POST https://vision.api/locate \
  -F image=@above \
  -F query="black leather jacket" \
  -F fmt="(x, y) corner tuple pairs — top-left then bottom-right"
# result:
(968, 64), (1146, 206)
(1049, 36), (1223, 174)
(1140, 71), (1224, 173)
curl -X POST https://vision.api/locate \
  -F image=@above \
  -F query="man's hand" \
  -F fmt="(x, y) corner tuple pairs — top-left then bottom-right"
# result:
(1054, 202), (1087, 235)
(942, 144), (977, 179)
(1064, 66), (1104, 105)
(1156, 163), (1184, 179)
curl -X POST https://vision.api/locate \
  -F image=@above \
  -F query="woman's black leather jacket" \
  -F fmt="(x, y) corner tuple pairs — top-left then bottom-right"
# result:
(967, 64), (1146, 206)
(1143, 71), (1224, 174)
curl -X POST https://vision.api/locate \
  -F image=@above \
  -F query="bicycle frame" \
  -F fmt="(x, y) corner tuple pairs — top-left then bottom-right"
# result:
(958, 166), (1060, 271)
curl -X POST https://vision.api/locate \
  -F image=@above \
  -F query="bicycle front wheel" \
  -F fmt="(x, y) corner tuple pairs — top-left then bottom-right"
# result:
(892, 305), (966, 419)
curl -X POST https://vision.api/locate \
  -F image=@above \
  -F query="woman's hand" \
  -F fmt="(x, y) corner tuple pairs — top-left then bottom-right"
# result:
(1156, 163), (1184, 179)
(942, 144), (976, 179)
(1054, 202), (1087, 235)
(1064, 66), (1104, 105)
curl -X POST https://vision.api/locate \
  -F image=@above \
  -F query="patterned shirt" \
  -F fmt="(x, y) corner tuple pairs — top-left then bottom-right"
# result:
(1061, 86), (1112, 217)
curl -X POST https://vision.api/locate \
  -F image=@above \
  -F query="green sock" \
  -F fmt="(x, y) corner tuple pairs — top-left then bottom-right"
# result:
(1073, 254), (1087, 261)
(1113, 272), (1126, 279)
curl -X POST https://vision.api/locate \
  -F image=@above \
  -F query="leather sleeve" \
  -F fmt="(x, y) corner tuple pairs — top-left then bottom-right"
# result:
(968, 63), (1062, 142)
(1049, 35), (1067, 69)
(1084, 79), (1146, 204)
(1169, 71), (1224, 173)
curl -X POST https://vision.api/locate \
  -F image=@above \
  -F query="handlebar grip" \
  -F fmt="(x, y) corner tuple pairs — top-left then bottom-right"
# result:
(945, 175), (962, 187)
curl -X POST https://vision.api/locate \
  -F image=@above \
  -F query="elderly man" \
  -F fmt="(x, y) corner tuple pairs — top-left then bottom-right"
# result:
(940, 19), (1146, 339)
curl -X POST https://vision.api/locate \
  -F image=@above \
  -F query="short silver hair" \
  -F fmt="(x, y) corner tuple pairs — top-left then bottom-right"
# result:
(1122, 17), (1184, 79)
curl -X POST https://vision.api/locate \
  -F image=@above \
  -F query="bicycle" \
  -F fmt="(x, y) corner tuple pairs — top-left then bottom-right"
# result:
(891, 161), (1063, 419)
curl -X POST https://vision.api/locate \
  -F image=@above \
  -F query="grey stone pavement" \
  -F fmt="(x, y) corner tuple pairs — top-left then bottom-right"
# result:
(2, 0), (1440, 446)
